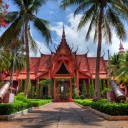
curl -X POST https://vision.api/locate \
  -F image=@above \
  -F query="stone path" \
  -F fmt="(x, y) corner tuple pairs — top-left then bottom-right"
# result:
(0, 102), (127, 128)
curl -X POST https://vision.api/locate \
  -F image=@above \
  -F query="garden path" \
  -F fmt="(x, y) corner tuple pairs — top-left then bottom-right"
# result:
(0, 102), (127, 128)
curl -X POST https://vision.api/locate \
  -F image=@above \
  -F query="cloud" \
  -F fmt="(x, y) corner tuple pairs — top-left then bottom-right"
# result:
(50, 13), (128, 60)
(30, 41), (51, 57)
(32, 13), (128, 60)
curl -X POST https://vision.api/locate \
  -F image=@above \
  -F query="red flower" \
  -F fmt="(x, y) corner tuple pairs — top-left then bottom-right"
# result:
(2, 22), (7, 27)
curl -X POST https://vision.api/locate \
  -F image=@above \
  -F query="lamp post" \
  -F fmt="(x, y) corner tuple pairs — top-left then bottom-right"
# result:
(10, 49), (16, 93)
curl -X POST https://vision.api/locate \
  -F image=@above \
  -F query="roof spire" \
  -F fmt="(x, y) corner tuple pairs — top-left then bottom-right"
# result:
(119, 41), (125, 54)
(61, 23), (66, 46)
(62, 23), (65, 38)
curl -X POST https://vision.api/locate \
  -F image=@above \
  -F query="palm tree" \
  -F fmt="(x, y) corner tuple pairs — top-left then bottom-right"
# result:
(108, 51), (128, 85)
(116, 51), (128, 78)
(108, 53), (123, 76)
(0, 48), (11, 71)
(60, 0), (128, 100)
(0, 0), (52, 97)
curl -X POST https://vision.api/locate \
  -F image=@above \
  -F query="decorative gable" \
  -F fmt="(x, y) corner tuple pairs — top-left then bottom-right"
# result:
(56, 63), (70, 74)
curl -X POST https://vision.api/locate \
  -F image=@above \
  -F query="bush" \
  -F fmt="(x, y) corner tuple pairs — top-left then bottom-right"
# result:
(43, 95), (52, 99)
(0, 93), (52, 115)
(74, 99), (93, 106)
(101, 88), (110, 98)
(80, 95), (85, 99)
(28, 99), (52, 107)
(74, 96), (80, 99)
(0, 101), (28, 115)
(15, 92), (32, 108)
(91, 99), (128, 115)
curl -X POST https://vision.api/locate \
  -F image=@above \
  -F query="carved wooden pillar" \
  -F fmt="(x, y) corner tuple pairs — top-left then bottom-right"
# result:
(70, 78), (72, 100)
(76, 70), (79, 96)
(54, 78), (56, 100)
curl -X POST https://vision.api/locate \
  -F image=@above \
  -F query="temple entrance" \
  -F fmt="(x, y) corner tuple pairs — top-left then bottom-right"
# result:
(56, 78), (70, 100)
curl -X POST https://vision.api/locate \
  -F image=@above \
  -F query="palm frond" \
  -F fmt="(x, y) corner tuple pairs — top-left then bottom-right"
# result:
(60, 0), (83, 10)
(0, 16), (24, 47)
(30, 15), (52, 44)
(27, 27), (38, 54)
(29, 0), (46, 14)
(112, 1), (128, 20)
(106, 7), (126, 41)
(12, 0), (25, 10)
(86, 7), (98, 41)
(74, 1), (92, 17)
(77, 4), (97, 30)
(102, 18), (112, 44)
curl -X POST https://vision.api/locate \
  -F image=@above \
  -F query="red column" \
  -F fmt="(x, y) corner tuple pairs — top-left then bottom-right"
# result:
(54, 78), (56, 100)
(70, 78), (72, 101)
(48, 71), (51, 97)
(76, 70), (79, 96)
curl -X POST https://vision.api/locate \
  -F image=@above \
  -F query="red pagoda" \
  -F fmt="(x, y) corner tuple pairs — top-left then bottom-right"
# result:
(4, 27), (108, 101)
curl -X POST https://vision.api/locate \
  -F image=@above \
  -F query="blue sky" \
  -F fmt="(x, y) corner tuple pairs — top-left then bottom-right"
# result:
(3, 0), (128, 60)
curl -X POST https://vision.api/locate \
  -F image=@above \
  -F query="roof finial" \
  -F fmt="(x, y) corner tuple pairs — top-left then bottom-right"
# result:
(62, 23), (65, 38)
(63, 22), (64, 31)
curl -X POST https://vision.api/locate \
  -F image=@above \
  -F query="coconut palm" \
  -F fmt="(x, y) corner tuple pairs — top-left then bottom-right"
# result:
(0, 47), (11, 71)
(0, 0), (52, 97)
(60, 0), (128, 100)
(108, 53), (123, 76)
(116, 51), (128, 78)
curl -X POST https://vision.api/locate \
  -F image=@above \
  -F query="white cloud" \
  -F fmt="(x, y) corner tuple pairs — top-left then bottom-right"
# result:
(31, 13), (128, 60)
(30, 41), (51, 57)
(51, 13), (128, 60)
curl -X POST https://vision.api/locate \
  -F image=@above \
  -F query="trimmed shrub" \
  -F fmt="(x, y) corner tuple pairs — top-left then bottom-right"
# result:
(75, 96), (80, 99)
(43, 95), (52, 99)
(28, 99), (52, 107)
(0, 101), (28, 115)
(91, 99), (128, 115)
(80, 95), (85, 99)
(74, 99), (93, 106)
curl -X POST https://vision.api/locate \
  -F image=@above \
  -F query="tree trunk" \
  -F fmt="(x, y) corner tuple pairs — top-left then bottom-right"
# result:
(94, 3), (104, 100)
(24, 22), (30, 98)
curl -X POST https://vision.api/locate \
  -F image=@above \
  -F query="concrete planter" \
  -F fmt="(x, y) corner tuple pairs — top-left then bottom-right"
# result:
(0, 107), (34, 121)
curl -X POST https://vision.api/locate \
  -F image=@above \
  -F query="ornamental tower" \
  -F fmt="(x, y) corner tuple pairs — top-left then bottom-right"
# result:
(118, 41), (125, 54)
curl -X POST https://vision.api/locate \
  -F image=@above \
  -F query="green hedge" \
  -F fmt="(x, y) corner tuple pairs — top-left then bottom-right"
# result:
(0, 101), (28, 115)
(0, 93), (52, 115)
(28, 99), (51, 107)
(91, 99), (128, 116)
(74, 99), (93, 106)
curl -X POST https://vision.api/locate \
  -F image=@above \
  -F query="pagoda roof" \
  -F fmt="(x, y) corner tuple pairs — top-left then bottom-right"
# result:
(14, 27), (108, 80)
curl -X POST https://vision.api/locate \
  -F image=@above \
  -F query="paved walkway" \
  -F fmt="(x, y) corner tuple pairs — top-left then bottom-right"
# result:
(0, 102), (127, 128)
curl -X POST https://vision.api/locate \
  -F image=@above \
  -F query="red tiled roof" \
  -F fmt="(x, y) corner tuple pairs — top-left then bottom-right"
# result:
(17, 74), (35, 80)
(38, 55), (51, 72)
(88, 57), (107, 73)
(76, 54), (89, 71)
